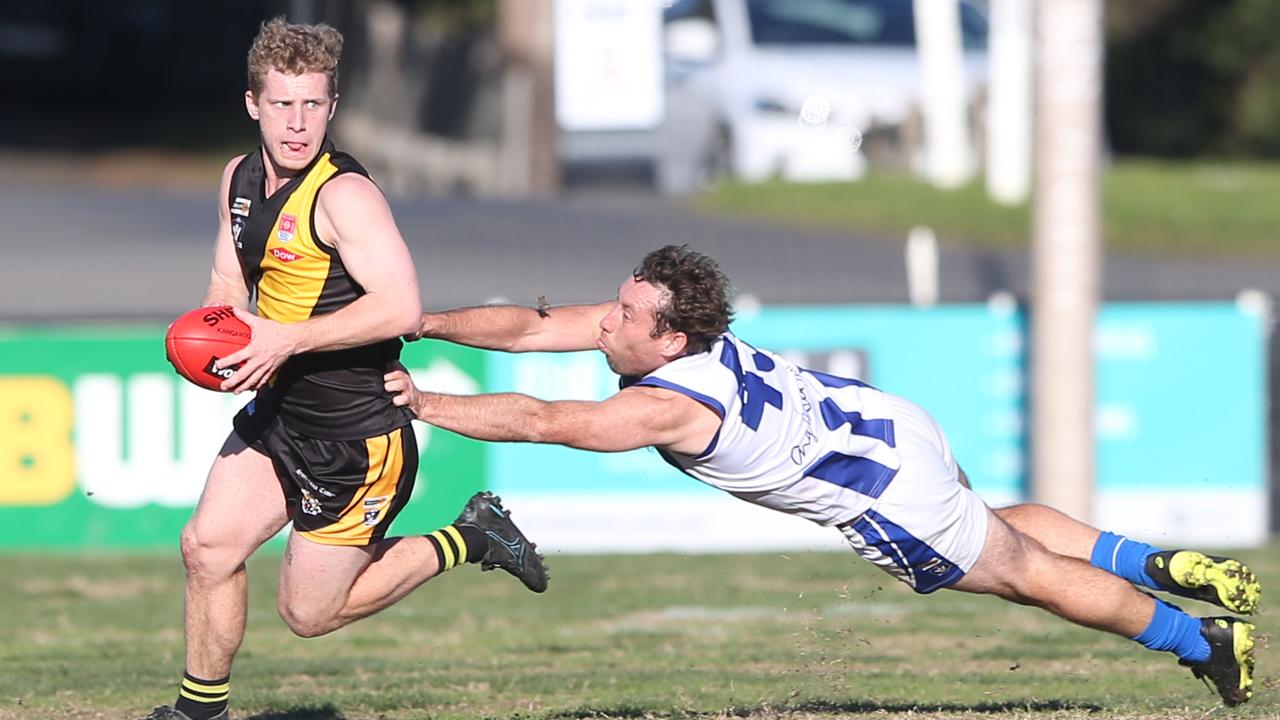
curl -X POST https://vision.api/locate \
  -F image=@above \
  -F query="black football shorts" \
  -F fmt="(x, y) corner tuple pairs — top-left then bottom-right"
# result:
(234, 404), (418, 546)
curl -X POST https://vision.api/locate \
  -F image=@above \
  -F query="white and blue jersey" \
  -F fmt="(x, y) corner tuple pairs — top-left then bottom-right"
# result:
(625, 332), (990, 593)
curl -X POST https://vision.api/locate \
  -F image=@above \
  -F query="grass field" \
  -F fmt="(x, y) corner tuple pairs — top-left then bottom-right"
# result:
(3, 545), (1276, 720)
(695, 161), (1280, 258)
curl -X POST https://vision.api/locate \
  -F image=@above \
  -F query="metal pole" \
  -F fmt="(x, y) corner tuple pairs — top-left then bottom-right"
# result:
(498, 0), (560, 198)
(1030, 0), (1103, 521)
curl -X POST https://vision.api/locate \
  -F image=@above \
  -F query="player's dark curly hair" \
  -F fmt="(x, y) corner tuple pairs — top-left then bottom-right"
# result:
(633, 245), (734, 354)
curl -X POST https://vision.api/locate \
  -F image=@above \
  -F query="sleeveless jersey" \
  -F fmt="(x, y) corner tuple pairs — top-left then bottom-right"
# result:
(625, 332), (900, 526)
(228, 139), (414, 440)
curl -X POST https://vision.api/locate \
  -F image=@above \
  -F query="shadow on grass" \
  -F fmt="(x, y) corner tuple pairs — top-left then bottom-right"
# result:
(244, 706), (346, 720)
(547, 698), (1105, 718)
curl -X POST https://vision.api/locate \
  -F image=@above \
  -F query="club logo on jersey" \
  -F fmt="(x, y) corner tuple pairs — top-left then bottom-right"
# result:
(919, 557), (952, 576)
(231, 217), (245, 249)
(231, 196), (250, 247)
(270, 247), (301, 263)
(300, 489), (322, 516)
(277, 213), (297, 243)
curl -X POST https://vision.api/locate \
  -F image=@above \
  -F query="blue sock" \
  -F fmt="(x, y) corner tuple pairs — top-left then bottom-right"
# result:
(1133, 598), (1210, 662)
(1090, 531), (1161, 590)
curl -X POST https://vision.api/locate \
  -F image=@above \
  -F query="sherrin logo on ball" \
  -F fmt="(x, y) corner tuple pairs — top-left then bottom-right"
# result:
(166, 305), (252, 391)
(201, 306), (238, 326)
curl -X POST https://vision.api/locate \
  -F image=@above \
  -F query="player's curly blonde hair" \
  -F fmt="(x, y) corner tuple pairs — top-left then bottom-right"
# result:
(247, 17), (344, 98)
(633, 245), (734, 355)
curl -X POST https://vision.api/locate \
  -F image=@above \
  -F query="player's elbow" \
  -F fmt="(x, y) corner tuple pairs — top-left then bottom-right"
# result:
(523, 408), (556, 444)
(496, 317), (551, 353)
(502, 337), (542, 353)
(525, 404), (624, 450)
(386, 295), (423, 337)
(523, 403), (574, 445)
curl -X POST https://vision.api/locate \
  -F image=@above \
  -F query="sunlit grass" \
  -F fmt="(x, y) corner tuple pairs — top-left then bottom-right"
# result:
(696, 160), (1280, 258)
(1, 546), (1276, 719)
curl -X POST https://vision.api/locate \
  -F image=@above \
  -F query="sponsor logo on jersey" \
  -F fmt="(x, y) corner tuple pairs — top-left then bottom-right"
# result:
(270, 247), (301, 263)
(278, 213), (297, 242)
(231, 197), (252, 217)
(294, 468), (334, 497)
(362, 496), (387, 525)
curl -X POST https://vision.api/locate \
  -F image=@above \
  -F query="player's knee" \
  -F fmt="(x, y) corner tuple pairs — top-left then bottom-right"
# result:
(996, 503), (1066, 530)
(999, 544), (1065, 604)
(277, 596), (338, 638)
(992, 503), (1035, 524)
(179, 522), (240, 582)
(277, 601), (326, 638)
(963, 531), (1051, 604)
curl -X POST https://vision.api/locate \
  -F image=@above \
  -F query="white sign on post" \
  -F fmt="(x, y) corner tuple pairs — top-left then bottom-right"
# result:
(554, 0), (664, 131)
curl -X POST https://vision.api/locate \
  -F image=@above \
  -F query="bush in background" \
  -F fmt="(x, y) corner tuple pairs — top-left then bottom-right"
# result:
(1107, 0), (1280, 158)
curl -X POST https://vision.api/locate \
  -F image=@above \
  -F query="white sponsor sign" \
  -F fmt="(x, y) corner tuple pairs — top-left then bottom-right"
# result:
(555, 0), (664, 131)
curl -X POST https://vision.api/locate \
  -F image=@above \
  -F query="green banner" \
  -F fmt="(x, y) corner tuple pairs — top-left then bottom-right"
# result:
(0, 325), (486, 549)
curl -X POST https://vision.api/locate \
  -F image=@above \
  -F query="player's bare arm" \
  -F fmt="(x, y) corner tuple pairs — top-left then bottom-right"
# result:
(220, 173), (421, 392)
(202, 155), (251, 309)
(414, 301), (613, 353)
(384, 370), (719, 455)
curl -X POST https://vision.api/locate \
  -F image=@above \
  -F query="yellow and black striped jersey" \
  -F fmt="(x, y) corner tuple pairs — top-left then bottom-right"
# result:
(228, 139), (415, 440)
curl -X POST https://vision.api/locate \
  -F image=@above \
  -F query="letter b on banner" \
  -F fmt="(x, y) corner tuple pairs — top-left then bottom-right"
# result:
(0, 376), (75, 505)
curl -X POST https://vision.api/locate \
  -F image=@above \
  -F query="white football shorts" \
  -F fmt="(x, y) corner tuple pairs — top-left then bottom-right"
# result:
(837, 393), (990, 593)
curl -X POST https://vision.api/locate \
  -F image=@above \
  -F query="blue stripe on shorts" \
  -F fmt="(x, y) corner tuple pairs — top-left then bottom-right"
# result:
(846, 509), (966, 593)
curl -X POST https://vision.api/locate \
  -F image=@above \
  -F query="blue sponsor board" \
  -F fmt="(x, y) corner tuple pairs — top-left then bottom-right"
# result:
(487, 302), (1267, 549)
(1093, 304), (1265, 494)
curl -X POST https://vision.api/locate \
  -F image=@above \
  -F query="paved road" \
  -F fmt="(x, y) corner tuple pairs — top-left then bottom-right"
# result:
(3, 184), (1278, 322)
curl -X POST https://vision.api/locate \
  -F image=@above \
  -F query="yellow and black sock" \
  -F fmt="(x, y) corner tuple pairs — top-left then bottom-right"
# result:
(174, 671), (229, 720)
(425, 523), (487, 571)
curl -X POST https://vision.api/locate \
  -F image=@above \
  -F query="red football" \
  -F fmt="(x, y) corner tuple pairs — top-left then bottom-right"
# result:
(165, 306), (252, 391)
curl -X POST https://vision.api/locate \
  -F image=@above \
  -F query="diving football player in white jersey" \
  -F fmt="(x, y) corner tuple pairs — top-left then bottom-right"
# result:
(386, 245), (1261, 707)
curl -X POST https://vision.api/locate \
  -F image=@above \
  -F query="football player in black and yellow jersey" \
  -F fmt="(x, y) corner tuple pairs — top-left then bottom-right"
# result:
(141, 17), (547, 720)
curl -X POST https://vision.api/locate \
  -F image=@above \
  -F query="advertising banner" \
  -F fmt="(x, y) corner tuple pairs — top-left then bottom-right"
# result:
(0, 301), (1267, 551)
(0, 326), (485, 549)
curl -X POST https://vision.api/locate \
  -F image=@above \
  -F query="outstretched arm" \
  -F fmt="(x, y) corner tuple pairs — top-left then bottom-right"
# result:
(384, 369), (720, 456)
(414, 301), (613, 353)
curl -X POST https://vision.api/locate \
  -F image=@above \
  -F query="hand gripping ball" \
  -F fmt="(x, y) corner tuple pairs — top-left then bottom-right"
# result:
(165, 306), (251, 391)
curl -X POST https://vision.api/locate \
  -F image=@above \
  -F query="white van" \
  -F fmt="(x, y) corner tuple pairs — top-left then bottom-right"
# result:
(655, 0), (989, 193)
